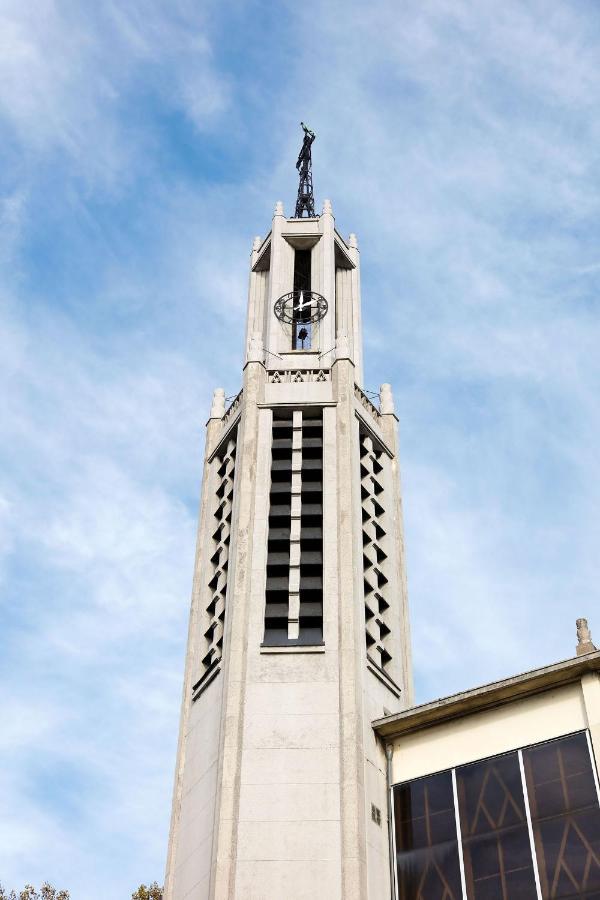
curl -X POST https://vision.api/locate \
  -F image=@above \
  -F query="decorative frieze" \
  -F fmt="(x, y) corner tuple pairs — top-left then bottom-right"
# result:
(268, 369), (330, 384)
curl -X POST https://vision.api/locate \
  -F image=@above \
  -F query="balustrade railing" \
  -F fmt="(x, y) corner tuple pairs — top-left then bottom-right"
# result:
(222, 389), (243, 426)
(354, 384), (380, 420)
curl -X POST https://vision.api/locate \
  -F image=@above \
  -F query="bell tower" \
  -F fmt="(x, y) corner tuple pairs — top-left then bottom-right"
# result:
(165, 131), (413, 900)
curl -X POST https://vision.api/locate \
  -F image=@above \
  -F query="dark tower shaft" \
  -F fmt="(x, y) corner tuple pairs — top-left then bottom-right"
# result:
(294, 122), (316, 218)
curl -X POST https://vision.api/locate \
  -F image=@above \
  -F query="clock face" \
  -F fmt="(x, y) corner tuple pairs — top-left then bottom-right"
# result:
(274, 290), (328, 325)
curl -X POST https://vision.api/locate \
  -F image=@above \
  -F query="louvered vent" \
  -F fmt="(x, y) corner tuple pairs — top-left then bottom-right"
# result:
(264, 408), (323, 645)
(201, 431), (237, 672)
(360, 430), (392, 669)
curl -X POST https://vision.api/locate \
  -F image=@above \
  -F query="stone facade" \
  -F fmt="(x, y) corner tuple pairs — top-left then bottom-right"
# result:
(165, 200), (413, 899)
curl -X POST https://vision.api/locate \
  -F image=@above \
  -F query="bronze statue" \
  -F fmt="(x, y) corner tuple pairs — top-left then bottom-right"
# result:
(294, 122), (316, 218)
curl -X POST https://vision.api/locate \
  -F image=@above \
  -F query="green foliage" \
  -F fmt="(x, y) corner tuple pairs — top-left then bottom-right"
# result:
(131, 884), (163, 900)
(0, 885), (69, 900)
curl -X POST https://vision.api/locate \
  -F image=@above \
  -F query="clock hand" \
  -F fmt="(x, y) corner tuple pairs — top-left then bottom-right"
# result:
(296, 291), (312, 312)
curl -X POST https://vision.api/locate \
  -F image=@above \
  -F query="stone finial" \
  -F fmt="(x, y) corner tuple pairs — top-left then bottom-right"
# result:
(252, 236), (262, 251)
(210, 388), (226, 419)
(380, 383), (395, 415)
(335, 329), (350, 360)
(322, 199), (333, 216)
(348, 233), (358, 249)
(576, 618), (597, 656)
(247, 332), (264, 363)
(274, 201), (284, 216)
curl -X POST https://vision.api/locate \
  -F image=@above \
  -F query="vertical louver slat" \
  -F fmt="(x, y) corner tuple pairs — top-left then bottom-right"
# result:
(201, 432), (237, 672)
(264, 411), (293, 644)
(264, 409), (324, 646)
(288, 410), (303, 639)
(360, 430), (392, 669)
(299, 411), (323, 644)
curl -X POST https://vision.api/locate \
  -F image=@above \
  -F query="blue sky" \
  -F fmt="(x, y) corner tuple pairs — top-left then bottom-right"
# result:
(1, 0), (600, 896)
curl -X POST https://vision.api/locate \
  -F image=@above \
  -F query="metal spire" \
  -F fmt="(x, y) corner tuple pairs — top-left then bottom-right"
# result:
(294, 122), (316, 218)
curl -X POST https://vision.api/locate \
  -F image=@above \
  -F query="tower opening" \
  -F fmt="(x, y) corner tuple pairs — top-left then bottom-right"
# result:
(264, 408), (323, 646)
(292, 248), (312, 349)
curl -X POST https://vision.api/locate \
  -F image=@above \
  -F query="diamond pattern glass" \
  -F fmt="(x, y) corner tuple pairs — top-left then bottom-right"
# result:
(394, 770), (463, 900)
(523, 732), (600, 899)
(456, 752), (538, 899)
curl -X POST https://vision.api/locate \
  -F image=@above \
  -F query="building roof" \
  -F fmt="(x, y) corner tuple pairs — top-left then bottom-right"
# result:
(372, 650), (600, 740)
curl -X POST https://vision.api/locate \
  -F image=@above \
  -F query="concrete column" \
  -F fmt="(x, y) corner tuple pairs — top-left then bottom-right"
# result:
(244, 237), (263, 357)
(164, 395), (228, 900)
(332, 352), (369, 899)
(378, 384), (414, 708)
(348, 234), (363, 387)
(320, 200), (337, 358)
(265, 202), (295, 358)
(210, 360), (266, 899)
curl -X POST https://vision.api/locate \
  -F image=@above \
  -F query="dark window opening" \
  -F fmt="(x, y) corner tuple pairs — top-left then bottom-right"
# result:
(200, 431), (237, 677)
(297, 411), (323, 643)
(395, 770), (463, 900)
(457, 753), (538, 898)
(264, 413), (293, 645)
(292, 249), (312, 349)
(264, 409), (323, 646)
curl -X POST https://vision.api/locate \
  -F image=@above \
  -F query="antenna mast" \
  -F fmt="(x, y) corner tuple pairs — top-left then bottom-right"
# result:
(294, 122), (316, 218)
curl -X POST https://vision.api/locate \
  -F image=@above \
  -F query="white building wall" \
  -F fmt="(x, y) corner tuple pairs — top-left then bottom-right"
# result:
(390, 680), (593, 784)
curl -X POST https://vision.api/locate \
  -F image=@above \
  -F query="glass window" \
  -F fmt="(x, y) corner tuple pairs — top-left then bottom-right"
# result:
(456, 752), (538, 899)
(394, 770), (463, 900)
(393, 731), (600, 900)
(523, 732), (600, 898)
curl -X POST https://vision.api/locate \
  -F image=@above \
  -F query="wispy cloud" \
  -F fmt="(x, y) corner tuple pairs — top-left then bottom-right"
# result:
(1, 0), (600, 895)
(0, 0), (229, 190)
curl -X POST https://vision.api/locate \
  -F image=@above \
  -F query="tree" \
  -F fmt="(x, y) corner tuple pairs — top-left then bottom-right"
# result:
(131, 885), (163, 900)
(0, 885), (69, 900)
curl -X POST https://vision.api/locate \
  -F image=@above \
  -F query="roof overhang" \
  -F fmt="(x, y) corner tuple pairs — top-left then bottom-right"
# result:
(253, 238), (271, 272)
(282, 234), (321, 250)
(373, 650), (600, 740)
(334, 237), (355, 269)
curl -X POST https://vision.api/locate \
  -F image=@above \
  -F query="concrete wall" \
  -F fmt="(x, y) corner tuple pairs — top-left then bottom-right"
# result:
(166, 415), (236, 900)
(169, 680), (224, 898)
(166, 201), (413, 899)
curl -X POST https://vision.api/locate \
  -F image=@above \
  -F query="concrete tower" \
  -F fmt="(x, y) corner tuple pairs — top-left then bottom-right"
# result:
(165, 197), (413, 899)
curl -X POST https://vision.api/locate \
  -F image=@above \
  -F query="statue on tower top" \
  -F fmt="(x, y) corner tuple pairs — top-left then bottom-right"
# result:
(294, 122), (316, 218)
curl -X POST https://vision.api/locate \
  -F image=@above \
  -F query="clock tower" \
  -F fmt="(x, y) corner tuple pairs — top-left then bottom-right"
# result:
(164, 140), (413, 899)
